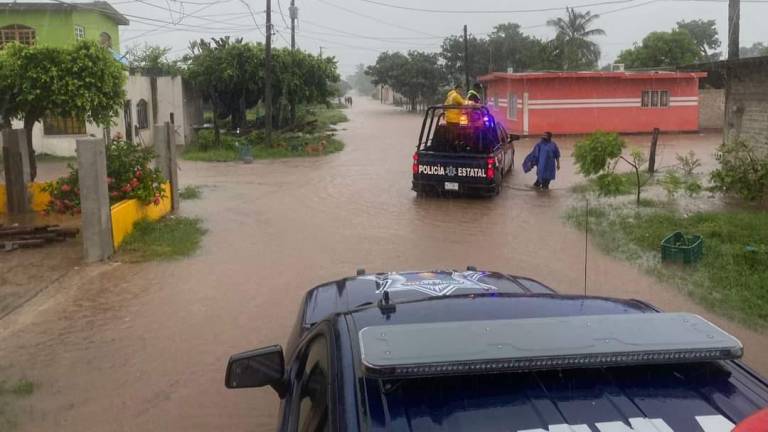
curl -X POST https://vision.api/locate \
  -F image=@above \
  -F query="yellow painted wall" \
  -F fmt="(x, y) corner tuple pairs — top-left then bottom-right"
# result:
(0, 183), (52, 214)
(110, 182), (172, 249)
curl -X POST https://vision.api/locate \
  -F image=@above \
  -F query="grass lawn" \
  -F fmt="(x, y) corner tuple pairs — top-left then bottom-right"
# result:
(565, 204), (768, 329)
(570, 171), (652, 195)
(179, 185), (202, 200)
(187, 104), (348, 162)
(35, 153), (77, 163)
(183, 135), (344, 162)
(301, 104), (348, 131)
(117, 216), (206, 262)
(0, 378), (34, 431)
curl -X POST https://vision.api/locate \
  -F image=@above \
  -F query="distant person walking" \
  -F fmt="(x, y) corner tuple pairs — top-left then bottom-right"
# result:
(529, 132), (560, 190)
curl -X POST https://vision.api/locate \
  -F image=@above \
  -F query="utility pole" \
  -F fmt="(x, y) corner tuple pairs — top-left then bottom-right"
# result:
(463, 25), (470, 91)
(264, 0), (273, 146)
(289, 0), (297, 50)
(724, 0), (740, 144)
(728, 0), (740, 59)
(319, 46), (324, 57)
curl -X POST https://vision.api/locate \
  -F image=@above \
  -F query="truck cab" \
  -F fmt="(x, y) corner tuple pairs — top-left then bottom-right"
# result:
(225, 270), (768, 431)
(412, 106), (517, 196)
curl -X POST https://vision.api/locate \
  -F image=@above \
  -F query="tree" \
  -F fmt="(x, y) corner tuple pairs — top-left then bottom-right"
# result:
(487, 23), (559, 72)
(739, 42), (768, 58)
(366, 51), (409, 89)
(573, 131), (648, 206)
(271, 48), (339, 127)
(184, 37), (263, 144)
(439, 34), (490, 84)
(676, 19), (721, 61)
(346, 64), (375, 95)
(184, 38), (339, 144)
(366, 50), (447, 111)
(547, 8), (605, 70)
(0, 40), (125, 180)
(126, 44), (181, 76)
(616, 30), (699, 68)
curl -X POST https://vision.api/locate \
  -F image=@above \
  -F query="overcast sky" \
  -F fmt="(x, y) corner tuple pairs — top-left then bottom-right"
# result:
(16, 0), (768, 76)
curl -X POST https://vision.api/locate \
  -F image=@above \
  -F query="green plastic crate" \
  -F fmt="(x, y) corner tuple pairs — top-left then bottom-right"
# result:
(661, 231), (703, 264)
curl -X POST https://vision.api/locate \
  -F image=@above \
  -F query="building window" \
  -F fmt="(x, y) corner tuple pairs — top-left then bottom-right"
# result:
(99, 32), (112, 48)
(136, 99), (149, 129)
(659, 90), (670, 107)
(642, 90), (670, 108)
(74, 25), (85, 40)
(507, 93), (517, 120)
(0, 24), (36, 48)
(43, 115), (87, 135)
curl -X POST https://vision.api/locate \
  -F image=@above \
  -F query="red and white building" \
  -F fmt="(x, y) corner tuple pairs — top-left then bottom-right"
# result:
(478, 71), (706, 136)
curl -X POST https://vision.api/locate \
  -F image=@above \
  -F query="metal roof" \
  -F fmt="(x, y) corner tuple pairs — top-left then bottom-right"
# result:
(0, 1), (129, 25)
(478, 70), (707, 82)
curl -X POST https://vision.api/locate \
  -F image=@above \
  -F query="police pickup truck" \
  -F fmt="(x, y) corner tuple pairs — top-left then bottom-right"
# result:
(412, 105), (517, 196)
(225, 269), (768, 431)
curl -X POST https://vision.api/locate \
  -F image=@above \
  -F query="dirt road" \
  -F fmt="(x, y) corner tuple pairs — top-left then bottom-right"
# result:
(1, 97), (765, 431)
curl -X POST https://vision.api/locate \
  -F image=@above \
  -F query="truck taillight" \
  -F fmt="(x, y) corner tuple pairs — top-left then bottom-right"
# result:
(412, 153), (419, 174)
(486, 157), (495, 180)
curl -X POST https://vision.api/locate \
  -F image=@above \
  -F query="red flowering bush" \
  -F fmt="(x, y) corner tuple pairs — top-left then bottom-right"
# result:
(43, 137), (166, 215)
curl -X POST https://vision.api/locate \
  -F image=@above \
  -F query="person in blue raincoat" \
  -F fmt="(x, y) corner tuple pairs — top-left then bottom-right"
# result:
(528, 131), (561, 190)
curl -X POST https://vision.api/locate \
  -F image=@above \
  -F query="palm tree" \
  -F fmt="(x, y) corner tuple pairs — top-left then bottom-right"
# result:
(547, 8), (606, 70)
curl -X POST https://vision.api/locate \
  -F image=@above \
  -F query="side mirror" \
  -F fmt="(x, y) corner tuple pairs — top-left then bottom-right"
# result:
(225, 345), (285, 394)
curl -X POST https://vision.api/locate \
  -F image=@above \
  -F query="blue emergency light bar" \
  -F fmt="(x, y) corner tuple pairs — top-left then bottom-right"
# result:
(359, 313), (743, 379)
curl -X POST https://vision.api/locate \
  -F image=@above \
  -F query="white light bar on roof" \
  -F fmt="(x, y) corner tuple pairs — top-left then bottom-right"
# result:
(359, 313), (743, 379)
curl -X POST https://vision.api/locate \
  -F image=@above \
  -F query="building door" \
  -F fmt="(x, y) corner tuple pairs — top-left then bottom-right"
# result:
(124, 100), (133, 143)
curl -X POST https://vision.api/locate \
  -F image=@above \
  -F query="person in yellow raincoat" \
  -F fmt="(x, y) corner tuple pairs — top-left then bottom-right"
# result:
(444, 84), (466, 125)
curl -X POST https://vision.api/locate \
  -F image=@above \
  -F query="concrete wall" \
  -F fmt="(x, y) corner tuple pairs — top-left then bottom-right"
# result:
(484, 75), (701, 135)
(156, 76), (185, 145)
(27, 74), (197, 156)
(0, 9), (121, 49)
(727, 63), (768, 150)
(0, 10), (74, 47)
(12, 118), (103, 156)
(699, 89), (725, 130)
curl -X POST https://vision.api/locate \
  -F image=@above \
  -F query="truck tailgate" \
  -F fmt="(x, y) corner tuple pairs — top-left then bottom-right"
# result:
(414, 152), (492, 185)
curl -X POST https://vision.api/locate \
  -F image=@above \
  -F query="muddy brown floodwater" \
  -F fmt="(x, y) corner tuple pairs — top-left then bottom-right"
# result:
(1, 97), (766, 431)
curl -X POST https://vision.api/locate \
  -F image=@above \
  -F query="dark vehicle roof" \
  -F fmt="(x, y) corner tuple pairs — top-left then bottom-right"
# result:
(303, 271), (557, 326)
(300, 271), (768, 431)
(361, 361), (768, 431)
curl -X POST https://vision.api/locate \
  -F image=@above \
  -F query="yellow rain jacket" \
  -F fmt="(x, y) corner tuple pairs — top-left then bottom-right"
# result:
(444, 89), (466, 124)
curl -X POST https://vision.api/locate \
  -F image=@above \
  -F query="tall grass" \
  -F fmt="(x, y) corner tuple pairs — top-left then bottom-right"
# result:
(565, 205), (768, 329)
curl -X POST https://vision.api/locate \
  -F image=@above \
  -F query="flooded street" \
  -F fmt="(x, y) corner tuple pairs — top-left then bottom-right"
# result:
(1, 97), (766, 431)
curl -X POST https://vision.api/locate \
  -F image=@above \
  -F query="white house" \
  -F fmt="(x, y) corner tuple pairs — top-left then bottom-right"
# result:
(18, 73), (202, 156)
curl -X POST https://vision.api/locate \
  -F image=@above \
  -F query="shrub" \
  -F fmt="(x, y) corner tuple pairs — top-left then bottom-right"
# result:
(42, 137), (166, 214)
(710, 140), (768, 202)
(195, 129), (239, 150)
(659, 151), (703, 199)
(573, 132), (648, 205)
(572, 131), (625, 176)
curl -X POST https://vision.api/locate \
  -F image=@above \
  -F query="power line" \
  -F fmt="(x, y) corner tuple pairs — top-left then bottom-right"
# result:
(47, 0), (238, 42)
(354, 0), (767, 14)
(238, 0), (266, 36)
(276, 0), (290, 30)
(353, 0), (637, 14)
(299, 19), (440, 47)
(315, 0), (440, 37)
